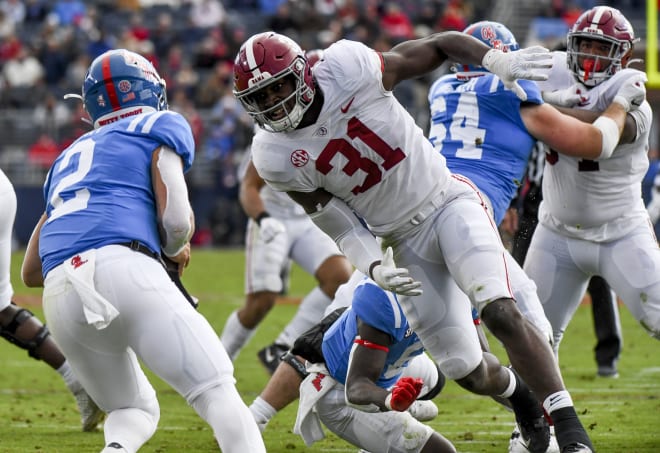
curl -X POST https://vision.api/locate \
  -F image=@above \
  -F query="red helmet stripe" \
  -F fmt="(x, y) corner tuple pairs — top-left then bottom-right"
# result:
(102, 55), (121, 111)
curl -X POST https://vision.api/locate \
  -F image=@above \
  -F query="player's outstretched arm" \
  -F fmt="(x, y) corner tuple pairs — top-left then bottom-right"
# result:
(383, 32), (551, 100)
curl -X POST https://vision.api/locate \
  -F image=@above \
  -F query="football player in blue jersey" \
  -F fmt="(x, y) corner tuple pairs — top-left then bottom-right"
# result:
(20, 49), (266, 453)
(427, 21), (644, 453)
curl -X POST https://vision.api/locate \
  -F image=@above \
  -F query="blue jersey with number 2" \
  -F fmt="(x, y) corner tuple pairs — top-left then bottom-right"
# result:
(428, 75), (542, 224)
(39, 111), (194, 276)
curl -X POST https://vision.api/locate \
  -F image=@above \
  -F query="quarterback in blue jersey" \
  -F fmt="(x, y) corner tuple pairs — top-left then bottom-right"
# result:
(21, 49), (265, 453)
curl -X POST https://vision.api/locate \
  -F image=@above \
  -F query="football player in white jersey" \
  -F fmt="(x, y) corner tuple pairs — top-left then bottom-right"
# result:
(220, 49), (354, 372)
(233, 31), (641, 453)
(0, 169), (103, 432)
(522, 7), (660, 362)
(21, 49), (266, 453)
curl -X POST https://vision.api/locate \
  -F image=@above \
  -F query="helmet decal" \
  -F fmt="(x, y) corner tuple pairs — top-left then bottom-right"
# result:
(79, 49), (168, 128)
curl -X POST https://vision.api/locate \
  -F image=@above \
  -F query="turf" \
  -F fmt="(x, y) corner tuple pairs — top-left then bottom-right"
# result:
(1, 248), (658, 452)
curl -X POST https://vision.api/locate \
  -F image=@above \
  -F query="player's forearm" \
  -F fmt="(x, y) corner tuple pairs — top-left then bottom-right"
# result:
(239, 184), (267, 221)
(308, 197), (382, 275)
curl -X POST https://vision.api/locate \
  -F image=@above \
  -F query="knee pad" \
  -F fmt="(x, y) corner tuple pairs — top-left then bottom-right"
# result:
(420, 327), (482, 380)
(0, 303), (50, 359)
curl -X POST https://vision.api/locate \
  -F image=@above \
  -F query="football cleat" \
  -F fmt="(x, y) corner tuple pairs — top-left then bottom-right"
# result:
(74, 388), (105, 432)
(257, 343), (289, 375)
(561, 443), (593, 453)
(513, 415), (551, 453)
(597, 364), (619, 378)
(407, 400), (439, 422)
(510, 424), (559, 453)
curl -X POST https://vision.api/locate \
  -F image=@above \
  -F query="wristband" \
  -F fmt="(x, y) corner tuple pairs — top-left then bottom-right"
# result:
(368, 260), (381, 280)
(255, 211), (270, 226)
(384, 393), (393, 411)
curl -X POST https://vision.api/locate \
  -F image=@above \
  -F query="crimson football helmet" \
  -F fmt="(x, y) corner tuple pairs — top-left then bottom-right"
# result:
(454, 21), (519, 80)
(567, 6), (637, 87)
(233, 32), (315, 132)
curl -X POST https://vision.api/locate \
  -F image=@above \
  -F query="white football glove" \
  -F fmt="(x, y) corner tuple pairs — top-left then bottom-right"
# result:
(542, 83), (587, 107)
(259, 217), (286, 243)
(613, 73), (647, 112)
(482, 46), (553, 101)
(370, 247), (422, 296)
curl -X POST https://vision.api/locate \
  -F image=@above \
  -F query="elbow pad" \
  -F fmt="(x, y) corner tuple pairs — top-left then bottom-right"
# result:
(157, 146), (193, 256)
(308, 197), (382, 275)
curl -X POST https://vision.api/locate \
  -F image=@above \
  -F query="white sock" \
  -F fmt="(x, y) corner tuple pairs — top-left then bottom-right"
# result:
(249, 396), (277, 426)
(57, 361), (81, 393)
(219, 310), (255, 361)
(543, 390), (574, 414)
(275, 287), (330, 346)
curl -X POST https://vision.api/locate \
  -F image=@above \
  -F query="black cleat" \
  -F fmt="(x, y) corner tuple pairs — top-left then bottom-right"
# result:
(257, 343), (289, 375)
(517, 415), (551, 453)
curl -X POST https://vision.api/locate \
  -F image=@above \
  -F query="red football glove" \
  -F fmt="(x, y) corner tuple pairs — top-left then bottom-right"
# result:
(384, 377), (424, 412)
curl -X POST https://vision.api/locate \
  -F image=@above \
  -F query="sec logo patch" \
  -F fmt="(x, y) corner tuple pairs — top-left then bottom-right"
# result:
(291, 149), (309, 167)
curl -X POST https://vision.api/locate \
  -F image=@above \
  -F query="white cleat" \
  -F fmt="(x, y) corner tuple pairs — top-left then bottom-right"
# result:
(74, 388), (105, 432)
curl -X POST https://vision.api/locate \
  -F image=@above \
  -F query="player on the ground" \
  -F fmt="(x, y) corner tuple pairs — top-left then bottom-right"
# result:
(21, 49), (266, 453)
(521, 6), (659, 362)
(0, 168), (103, 432)
(232, 29), (640, 452)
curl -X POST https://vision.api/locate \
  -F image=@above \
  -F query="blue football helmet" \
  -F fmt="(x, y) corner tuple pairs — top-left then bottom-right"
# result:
(80, 49), (167, 128)
(454, 21), (520, 80)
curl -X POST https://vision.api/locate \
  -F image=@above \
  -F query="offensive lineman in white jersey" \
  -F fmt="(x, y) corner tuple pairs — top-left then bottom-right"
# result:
(233, 31), (642, 453)
(523, 7), (660, 354)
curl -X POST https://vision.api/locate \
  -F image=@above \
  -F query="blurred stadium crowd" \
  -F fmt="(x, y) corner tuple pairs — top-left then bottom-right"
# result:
(0, 0), (647, 247)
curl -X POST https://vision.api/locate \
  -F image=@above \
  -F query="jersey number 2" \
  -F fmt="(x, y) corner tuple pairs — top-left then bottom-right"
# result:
(47, 139), (94, 222)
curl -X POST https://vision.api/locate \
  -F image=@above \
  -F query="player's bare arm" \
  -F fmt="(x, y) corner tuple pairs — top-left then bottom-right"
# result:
(552, 105), (638, 145)
(344, 321), (392, 411)
(21, 212), (46, 288)
(382, 32), (489, 90)
(239, 159), (269, 220)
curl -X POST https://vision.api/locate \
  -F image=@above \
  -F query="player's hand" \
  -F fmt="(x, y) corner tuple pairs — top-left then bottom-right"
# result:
(385, 377), (424, 412)
(482, 46), (553, 101)
(542, 83), (587, 107)
(259, 217), (286, 243)
(370, 247), (422, 296)
(613, 73), (647, 112)
(165, 242), (190, 277)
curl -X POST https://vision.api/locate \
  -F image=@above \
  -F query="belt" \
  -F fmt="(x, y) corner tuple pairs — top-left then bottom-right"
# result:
(118, 241), (161, 261)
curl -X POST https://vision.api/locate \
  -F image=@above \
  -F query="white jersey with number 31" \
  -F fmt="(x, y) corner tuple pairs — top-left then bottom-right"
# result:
(251, 40), (451, 237)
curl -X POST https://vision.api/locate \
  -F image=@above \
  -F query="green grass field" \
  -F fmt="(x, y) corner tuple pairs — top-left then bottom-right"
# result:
(1, 248), (658, 452)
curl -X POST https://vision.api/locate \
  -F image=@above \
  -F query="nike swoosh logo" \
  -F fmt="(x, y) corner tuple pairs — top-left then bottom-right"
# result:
(264, 348), (275, 363)
(340, 96), (355, 113)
